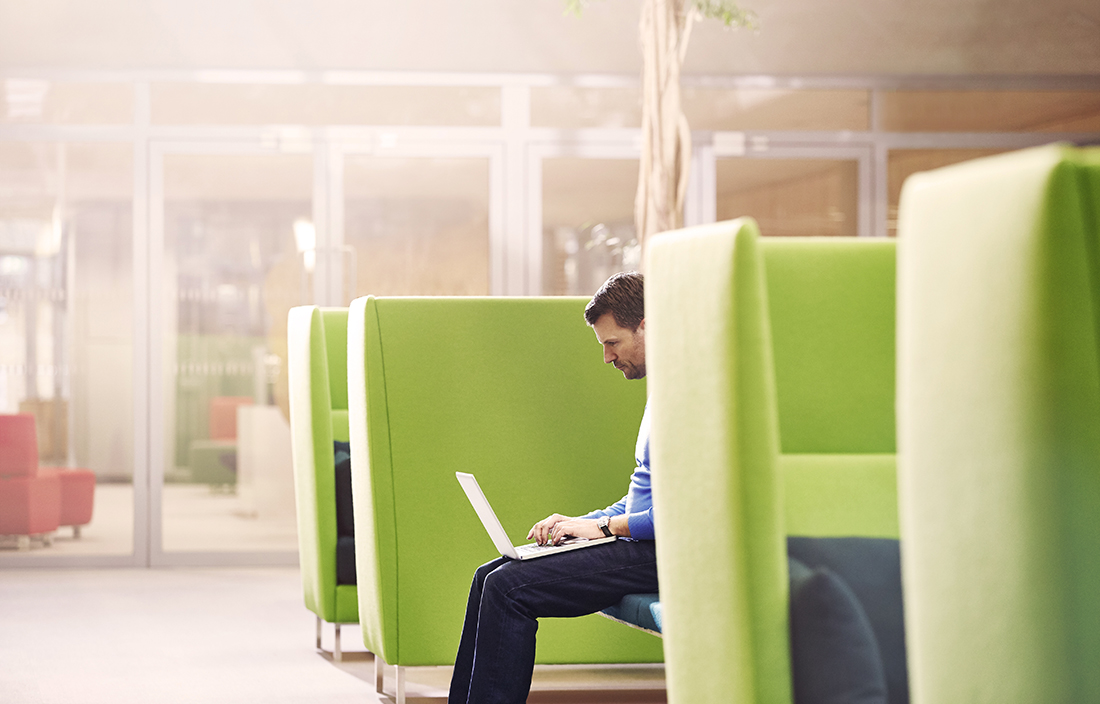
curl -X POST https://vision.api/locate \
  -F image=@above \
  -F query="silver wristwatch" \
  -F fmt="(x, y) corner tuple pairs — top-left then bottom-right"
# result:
(597, 515), (613, 538)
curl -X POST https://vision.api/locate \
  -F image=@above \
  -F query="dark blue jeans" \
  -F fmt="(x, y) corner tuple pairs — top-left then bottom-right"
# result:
(448, 539), (659, 704)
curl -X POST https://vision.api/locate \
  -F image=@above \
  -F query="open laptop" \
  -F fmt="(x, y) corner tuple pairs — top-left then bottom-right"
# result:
(456, 472), (617, 560)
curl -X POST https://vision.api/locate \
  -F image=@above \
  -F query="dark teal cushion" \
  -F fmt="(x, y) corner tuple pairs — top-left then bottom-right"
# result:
(336, 535), (357, 586)
(789, 556), (888, 704)
(788, 537), (907, 704)
(333, 440), (356, 585)
(601, 593), (661, 633)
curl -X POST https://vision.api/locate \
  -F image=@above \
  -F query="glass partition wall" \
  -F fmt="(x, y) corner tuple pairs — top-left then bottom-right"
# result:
(0, 140), (136, 561)
(155, 150), (311, 559)
(1, 74), (1097, 566)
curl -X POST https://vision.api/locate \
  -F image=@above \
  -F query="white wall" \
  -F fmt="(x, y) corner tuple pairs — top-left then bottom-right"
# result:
(0, 0), (1097, 76)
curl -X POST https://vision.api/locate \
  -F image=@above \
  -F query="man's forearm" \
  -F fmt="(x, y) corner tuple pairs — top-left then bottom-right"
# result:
(609, 514), (631, 538)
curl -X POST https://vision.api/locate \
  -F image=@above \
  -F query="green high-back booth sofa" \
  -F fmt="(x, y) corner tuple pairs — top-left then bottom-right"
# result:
(287, 306), (358, 657)
(346, 296), (664, 675)
(647, 221), (899, 704)
(897, 144), (1100, 703)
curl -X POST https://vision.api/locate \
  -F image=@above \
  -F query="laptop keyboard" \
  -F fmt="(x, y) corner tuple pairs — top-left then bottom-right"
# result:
(515, 542), (564, 557)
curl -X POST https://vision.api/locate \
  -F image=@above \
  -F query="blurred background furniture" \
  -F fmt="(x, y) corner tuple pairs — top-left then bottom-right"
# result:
(0, 414), (61, 550)
(1, 413), (96, 548)
(40, 466), (96, 539)
(189, 396), (253, 489)
(287, 306), (359, 661)
(647, 220), (906, 704)
(237, 405), (296, 520)
(896, 144), (1100, 703)
(347, 295), (662, 703)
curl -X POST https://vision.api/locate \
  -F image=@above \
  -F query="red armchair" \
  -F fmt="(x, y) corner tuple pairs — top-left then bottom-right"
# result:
(0, 413), (96, 548)
(41, 467), (96, 538)
(0, 414), (61, 549)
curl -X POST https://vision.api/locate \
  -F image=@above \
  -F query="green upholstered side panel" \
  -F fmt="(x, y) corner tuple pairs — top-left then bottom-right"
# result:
(348, 296), (391, 660)
(348, 296), (660, 666)
(288, 306), (357, 625)
(647, 220), (790, 704)
(897, 145), (1100, 703)
(779, 454), (899, 539)
(335, 585), (359, 625)
(762, 238), (896, 454)
(331, 410), (349, 444)
(323, 309), (349, 413)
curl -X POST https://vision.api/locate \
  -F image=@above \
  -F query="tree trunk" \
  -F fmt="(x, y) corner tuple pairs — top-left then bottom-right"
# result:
(636, 0), (695, 263)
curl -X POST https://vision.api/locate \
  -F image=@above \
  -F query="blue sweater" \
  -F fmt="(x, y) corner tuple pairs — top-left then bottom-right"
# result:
(583, 403), (654, 540)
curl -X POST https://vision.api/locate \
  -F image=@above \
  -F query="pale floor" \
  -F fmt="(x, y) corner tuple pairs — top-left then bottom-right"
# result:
(0, 566), (666, 704)
(0, 483), (299, 559)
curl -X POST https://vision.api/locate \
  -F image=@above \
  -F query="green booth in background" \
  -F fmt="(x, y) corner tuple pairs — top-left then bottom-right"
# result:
(287, 306), (359, 661)
(646, 220), (902, 704)
(347, 295), (662, 702)
(897, 145), (1100, 703)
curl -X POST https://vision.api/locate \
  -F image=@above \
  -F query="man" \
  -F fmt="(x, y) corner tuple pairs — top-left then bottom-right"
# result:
(448, 271), (657, 704)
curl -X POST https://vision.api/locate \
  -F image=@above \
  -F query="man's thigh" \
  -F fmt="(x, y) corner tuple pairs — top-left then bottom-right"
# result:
(484, 540), (658, 619)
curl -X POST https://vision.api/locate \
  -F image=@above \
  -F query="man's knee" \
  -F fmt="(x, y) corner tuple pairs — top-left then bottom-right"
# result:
(481, 560), (532, 603)
(472, 558), (507, 591)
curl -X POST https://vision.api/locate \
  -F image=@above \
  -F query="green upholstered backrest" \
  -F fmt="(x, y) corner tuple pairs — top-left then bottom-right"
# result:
(762, 238), (899, 540)
(897, 144), (1100, 703)
(648, 219), (790, 704)
(648, 222), (900, 704)
(763, 239), (896, 454)
(287, 306), (358, 625)
(347, 296), (662, 667)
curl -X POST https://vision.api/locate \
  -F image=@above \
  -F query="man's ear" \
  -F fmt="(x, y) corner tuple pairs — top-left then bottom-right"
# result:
(637, 319), (646, 334)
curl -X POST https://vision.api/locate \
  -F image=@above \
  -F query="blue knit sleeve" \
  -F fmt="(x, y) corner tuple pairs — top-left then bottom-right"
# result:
(626, 507), (655, 540)
(582, 498), (627, 519)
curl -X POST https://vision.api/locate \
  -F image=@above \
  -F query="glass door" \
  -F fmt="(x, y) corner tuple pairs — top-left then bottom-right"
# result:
(708, 143), (874, 239)
(150, 144), (316, 563)
(530, 144), (641, 296)
(0, 140), (138, 565)
(339, 144), (501, 298)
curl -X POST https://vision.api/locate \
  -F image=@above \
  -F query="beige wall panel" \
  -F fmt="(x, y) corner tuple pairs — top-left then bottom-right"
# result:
(717, 159), (858, 238)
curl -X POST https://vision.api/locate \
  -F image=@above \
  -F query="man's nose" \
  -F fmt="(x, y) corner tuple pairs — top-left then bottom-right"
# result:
(604, 349), (615, 364)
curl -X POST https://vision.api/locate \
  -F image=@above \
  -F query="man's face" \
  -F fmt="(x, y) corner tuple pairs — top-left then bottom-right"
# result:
(592, 313), (646, 380)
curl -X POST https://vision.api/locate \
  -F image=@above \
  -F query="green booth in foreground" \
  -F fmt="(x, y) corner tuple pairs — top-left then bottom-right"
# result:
(347, 295), (663, 701)
(897, 145), (1100, 703)
(647, 221), (901, 704)
(287, 306), (359, 660)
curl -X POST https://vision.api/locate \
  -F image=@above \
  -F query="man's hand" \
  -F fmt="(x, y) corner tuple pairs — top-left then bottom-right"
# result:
(528, 514), (570, 546)
(528, 514), (610, 545)
(546, 518), (606, 544)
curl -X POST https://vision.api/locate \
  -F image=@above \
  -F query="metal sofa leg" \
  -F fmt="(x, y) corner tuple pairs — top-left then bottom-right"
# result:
(316, 616), (322, 650)
(375, 656), (384, 693)
(395, 665), (406, 704)
(73, 525), (82, 539)
(334, 623), (342, 662)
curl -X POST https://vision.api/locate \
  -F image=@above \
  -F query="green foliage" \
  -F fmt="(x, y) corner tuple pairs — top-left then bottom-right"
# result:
(563, 0), (587, 17)
(562, 0), (759, 30)
(692, 0), (760, 30)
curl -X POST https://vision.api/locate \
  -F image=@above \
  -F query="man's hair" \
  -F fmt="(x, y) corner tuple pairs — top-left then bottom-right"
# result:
(584, 271), (645, 330)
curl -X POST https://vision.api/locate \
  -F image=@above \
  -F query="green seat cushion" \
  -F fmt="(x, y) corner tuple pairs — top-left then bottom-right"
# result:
(780, 454), (899, 539)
